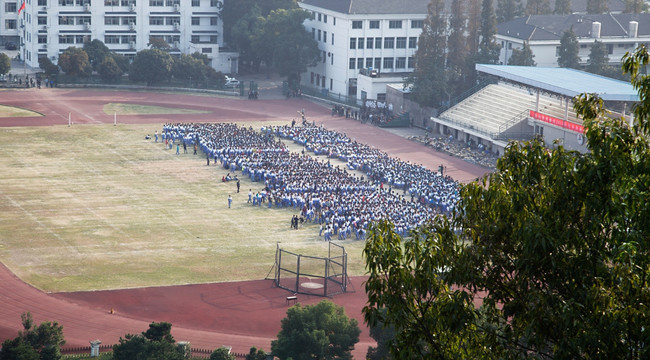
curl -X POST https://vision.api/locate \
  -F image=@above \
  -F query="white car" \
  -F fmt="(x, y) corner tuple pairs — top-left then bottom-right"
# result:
(224, 76), (240, 88)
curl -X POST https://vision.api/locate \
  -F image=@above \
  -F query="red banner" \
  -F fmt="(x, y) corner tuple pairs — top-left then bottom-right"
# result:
(529, 110), (584, 133)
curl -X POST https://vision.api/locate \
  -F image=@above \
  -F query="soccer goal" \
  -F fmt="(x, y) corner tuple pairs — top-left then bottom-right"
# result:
(272, 242), (348, 297)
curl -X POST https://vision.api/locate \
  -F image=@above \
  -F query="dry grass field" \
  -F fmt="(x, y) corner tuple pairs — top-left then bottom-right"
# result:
(0, 122), (367, 293)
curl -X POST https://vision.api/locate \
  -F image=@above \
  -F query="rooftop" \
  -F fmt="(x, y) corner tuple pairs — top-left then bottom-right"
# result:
(476, 64), (639, 102)
(498, 13), (650, 41)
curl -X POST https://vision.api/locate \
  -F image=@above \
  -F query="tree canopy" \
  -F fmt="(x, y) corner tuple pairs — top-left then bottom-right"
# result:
(508, 42), (536, 66)
(410, 0), (448, 108)
(557, 28), (580, 69)
(476, 0), (501, 65)
(113, 322), (184, 360)
(129, 49), (173, 85)
(0, 53), (11, 76)
(363, 45), (650, 359)
(271, 300), (361, 360)
(83, 39), (111, 70)
(58, 47), (91, 77)
(0, 312), (65, 360)
(210, 347), (235, 360)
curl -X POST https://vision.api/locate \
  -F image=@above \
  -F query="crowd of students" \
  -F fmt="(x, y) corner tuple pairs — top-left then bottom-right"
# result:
(161, 121), (460, 240)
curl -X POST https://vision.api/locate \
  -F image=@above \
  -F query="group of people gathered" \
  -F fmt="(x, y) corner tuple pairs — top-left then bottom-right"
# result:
(161, 120), (460, 240)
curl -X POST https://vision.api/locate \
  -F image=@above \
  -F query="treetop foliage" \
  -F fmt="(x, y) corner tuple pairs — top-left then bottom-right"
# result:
(363, 44), (650, 359)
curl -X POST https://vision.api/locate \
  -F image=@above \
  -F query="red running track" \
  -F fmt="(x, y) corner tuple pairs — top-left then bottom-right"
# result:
(0, 88), (490, 358)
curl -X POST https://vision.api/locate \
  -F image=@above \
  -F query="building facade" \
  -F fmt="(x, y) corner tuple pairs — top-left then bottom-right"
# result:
(298, 0), (431, 101)
(1, 0), (237, 73)
(497, 13), (650, 67)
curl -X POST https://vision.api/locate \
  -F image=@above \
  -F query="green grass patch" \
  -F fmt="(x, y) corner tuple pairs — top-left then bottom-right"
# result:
(103, 103), (211, 115)
(0, 104), (43, 117)
(0, 123), (367, 292)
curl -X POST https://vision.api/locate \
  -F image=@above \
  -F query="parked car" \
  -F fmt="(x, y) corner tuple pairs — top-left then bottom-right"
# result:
(224, 76), (240, 88)
(5, 41), (17, 50)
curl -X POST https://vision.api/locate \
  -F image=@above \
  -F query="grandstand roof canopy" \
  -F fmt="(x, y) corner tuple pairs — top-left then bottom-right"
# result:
(476, 64), (639, 102)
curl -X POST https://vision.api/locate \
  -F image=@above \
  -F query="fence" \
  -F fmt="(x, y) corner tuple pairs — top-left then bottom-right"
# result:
(61, 344), (249, 359)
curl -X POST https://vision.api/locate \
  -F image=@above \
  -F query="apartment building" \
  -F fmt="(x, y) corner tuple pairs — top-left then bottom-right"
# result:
(1, 0), (237, 73)
(298, 0), (433, 101)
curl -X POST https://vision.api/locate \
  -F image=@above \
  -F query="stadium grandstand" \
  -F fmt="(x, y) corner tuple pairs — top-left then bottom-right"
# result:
(431, 65), (639, 155)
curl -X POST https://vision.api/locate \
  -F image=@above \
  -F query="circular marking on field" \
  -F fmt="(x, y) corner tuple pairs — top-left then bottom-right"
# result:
(300, 282), (324, 289)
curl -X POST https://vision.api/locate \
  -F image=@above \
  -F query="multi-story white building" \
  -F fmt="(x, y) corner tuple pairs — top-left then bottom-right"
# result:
(298, 0), (431, 101)
(497, 13), (650, 67)
(1, 0), (237, 74)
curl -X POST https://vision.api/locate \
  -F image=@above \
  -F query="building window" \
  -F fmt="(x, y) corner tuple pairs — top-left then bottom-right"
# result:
(409, 37), (417, 48)
(374, 57), (381, 70)
(331, 33), (334, 45)
(105, 16), (119, 25)
(210, 17), (218, 25)
(150, 0), (164, 5)
(333, 17), (336, 25)
(323, 14), (327, 23)
(6, 2), (17, 12)
(350, 37), (356, 49)
(389, 20), (402, 29)
(191, 0), (200, 6)
(607, 44), (613, 54)
(384, 37), (394, 49)
(149, 16), (164, 25)
(317, 30), (321, 41)
(396, 57), (406, 69)
(349, 58), (355, 69)
(122, 17), (136, 25)
(375, 37), (382, 49)
(39, 0), (48, 5)
(105, 35), (119, 44)
(352, 20), (362, 29)
(408, 56), (415, 68)
(322, 50), (326, 63)
(411, 20), (424, 28)
(366, 58), (373, 68)
(357, 37), (364, 49)
(311, 72), (314, 84)
(357, 58), (364, 69)
(366, 38), (373, 49)
(312, 28), (315, 40)
(38, 16), (48, 25)
(369, 20), (379, 29)
(38, 35), (47, 44)
(191, 35), (200, 43)
(192, 17), (200, 25)
(383, 57), (394, 69)
(318, 13), (321, 21)
(396, 37), (406, 48)
(211, 0), (219, 6)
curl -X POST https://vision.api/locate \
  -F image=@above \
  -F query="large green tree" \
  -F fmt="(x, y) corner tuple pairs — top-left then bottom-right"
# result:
(497, 0), (523, 22)
(57, 47), (91, 77)
(172, 53), (207, 86)
(271, 300), (361, 360)
(222, 0), (296, 48)
(410, 0), (448, 107)
(230, 6), (266, 72)
(129, 49), (173, 85)
(97, 55), (123, 82)
(363, 44), (650, 359)
(210, 347), (235, 360)
(447, 0), (470, 97)
(113, 322), (184, 360)
(557, 28), (581, 69)
(83, 39), (111, 70)
(476, 0), (501, 65)
(508, 42), (536, 66)
(0, 53), (11, 75)
(0, 312), (65, 360)
(262, 8), (319, 88)
(586, 40), (612, 75)
(38, 57), (60, 77)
